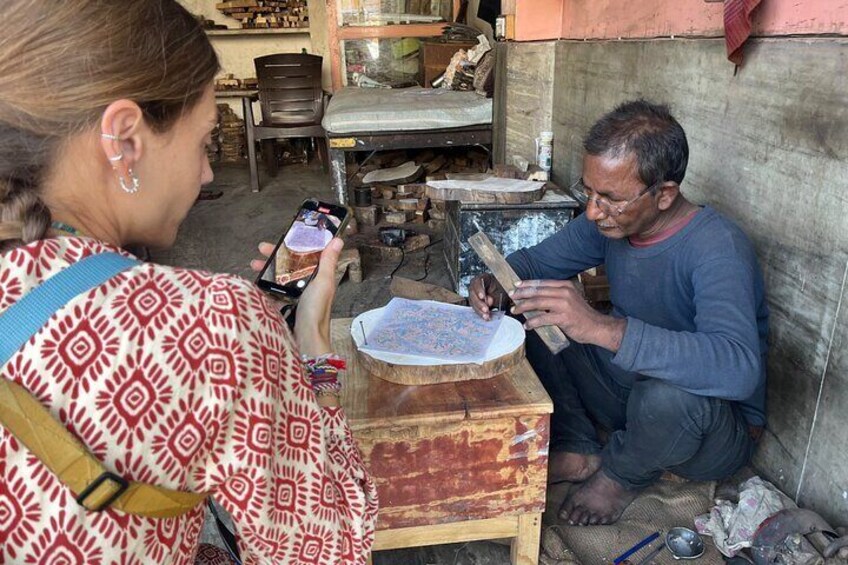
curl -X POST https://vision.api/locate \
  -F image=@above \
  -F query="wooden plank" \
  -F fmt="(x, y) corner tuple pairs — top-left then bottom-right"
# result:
(510, 513), (542, 565)
(326, 0), (343, 91)
(374, 516), (519, 550)
(327, 127), (492, 152)
(390, 277), (466, 305)
(205, 28), (309, 36)
(467, 232), (570, 354)
(337, 22), (447, 40)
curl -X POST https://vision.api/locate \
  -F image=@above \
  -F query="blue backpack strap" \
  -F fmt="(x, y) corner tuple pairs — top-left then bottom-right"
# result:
(0, 252), (141, 366)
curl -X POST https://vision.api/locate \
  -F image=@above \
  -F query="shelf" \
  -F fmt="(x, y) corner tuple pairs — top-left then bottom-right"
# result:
(214, 90), (258, 98)
(205, 28), (310, 36)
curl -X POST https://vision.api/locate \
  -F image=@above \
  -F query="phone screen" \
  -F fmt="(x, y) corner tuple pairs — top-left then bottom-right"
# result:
(256, 200), (349, 298)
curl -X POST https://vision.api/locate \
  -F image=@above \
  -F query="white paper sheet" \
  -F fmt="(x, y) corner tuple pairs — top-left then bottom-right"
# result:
(352, 298), (525, 366)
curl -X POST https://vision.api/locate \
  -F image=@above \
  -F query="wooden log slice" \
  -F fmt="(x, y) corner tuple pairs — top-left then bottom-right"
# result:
(351, 306), (526, 385)
(425, 179), (545, 204)
(355, 342), (525, 385)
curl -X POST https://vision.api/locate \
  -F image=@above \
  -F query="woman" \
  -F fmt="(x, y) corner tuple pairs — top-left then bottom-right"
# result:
(0, 1), (377, 564)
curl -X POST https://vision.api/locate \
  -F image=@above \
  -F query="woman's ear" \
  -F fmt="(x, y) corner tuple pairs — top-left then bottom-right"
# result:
(99, 100), (145, 174)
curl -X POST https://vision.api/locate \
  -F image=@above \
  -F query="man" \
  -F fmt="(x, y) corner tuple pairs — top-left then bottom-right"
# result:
(469, 100), (768, 526)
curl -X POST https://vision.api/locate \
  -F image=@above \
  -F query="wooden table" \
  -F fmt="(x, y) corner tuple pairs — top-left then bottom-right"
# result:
(332, 319), (553, 564)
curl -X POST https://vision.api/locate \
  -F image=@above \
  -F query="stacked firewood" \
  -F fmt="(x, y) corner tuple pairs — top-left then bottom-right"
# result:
(216, 0), (309, 29)
(218, 105), (246, 163)
(214, 74), (259, 92)
(351, 148), (490, 231)
(207, 106), (226, 163)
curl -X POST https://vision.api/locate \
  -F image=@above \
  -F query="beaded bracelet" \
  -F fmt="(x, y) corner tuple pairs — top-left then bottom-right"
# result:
(302, 354), (345, 397)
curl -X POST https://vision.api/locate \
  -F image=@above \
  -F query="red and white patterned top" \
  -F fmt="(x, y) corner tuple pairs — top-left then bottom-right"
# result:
(0, 237), (378, 564)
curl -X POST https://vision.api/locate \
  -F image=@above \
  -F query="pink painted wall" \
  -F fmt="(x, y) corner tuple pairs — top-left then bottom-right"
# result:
(561, 0), (848, 39)
(513, 0), (848, 41)
(514, 0), (563, 41)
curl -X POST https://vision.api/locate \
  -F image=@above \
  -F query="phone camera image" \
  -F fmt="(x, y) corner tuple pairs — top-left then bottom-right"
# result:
(259, 205), (343, 292)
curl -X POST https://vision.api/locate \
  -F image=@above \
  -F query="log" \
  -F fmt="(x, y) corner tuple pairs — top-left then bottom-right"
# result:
(358, 233), (431, 263)
(385, 211), (414, 224)
(468, 231), (570, 354)
(390, 277), (465, 305)
(396, 198), (419, 211)
(423, 154), (447, 174)
(351, 308), (526, 385)
(354, 205), (378, 226)
(425, 178), (545, 205)
(363, 161), (423, 185)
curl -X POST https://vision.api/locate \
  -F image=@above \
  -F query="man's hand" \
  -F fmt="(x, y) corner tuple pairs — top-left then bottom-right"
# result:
(510, 279), (627, 352)
(468, 273), (508, 321)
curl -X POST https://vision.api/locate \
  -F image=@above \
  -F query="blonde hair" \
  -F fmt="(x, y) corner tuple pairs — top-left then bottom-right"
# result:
(0, 0), (219, 252)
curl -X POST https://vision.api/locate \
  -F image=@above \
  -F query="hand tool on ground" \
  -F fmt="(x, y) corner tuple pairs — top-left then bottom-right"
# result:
(635, 543), (666, 564)
(614, 531), (661, 565)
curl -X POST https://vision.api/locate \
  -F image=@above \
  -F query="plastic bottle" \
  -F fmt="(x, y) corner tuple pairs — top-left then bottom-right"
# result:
(536, 131), (554, 174)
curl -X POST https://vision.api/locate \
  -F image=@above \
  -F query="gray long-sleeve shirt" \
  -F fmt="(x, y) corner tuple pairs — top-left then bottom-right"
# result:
(506, 206), (769, 426)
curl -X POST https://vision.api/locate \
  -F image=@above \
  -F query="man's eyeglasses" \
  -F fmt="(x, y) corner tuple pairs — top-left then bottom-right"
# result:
(568, 178), (662, 217)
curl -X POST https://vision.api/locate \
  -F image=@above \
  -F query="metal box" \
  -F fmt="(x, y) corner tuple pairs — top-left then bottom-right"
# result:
(444, 188), (579, 296)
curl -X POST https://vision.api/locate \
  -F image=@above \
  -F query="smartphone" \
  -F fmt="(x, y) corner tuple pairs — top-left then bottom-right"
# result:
(255, 199), (351, 298)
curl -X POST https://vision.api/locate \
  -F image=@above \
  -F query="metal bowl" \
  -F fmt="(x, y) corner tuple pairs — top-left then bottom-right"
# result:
(665, 527), (706, 560)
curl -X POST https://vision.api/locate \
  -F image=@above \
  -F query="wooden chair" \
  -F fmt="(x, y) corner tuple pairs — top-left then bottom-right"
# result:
(243, 53), (328, 192)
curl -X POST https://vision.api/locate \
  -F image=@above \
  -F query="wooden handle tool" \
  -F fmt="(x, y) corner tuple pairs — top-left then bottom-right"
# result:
(468, 231), (570, 354)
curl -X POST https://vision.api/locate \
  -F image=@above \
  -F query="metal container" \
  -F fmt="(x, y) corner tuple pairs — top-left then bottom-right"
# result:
(444, 187), (578, 296)
(665, 527), (706, 560)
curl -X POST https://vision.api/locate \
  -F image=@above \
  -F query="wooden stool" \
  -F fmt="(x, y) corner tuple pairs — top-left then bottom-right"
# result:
(332, 319), (552, 565)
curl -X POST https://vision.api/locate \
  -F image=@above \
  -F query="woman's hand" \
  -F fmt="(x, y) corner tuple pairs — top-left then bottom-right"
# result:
(293, 238), (344, 357)
(250, 241), (276, 273)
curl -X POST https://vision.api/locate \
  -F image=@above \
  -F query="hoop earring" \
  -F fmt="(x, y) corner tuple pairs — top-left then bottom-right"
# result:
(101, 133), (120, 141)
(118, 168), (141, 194)
(108, 153), (124, 162)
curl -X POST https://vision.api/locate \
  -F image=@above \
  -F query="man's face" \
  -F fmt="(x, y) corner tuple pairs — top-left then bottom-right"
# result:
(581, 152), (660, 239)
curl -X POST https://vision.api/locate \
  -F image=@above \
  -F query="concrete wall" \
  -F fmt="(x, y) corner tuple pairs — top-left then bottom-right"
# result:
(501, 41), (557, 167)
(530, 37), (848, 524)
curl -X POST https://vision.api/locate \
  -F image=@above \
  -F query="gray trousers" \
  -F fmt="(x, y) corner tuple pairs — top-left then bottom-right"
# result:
(526, 332), (755, 490)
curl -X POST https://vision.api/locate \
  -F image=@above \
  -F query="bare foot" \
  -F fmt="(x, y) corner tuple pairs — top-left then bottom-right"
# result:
(548, 452), (602, 483)
(559, 469), (638, 526)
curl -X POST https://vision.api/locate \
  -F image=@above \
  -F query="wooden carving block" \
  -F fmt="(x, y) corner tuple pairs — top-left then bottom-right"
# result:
(396, 198), (419, 211)
(423, 154), (447, 175)
(404, 233), (431, 252)
(354, 205), (378, 226)
(397, 183), (425, 197)
(384, 211), (411, 225)
(427, 219), (446, 232)
(468, 231), (570, 354)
